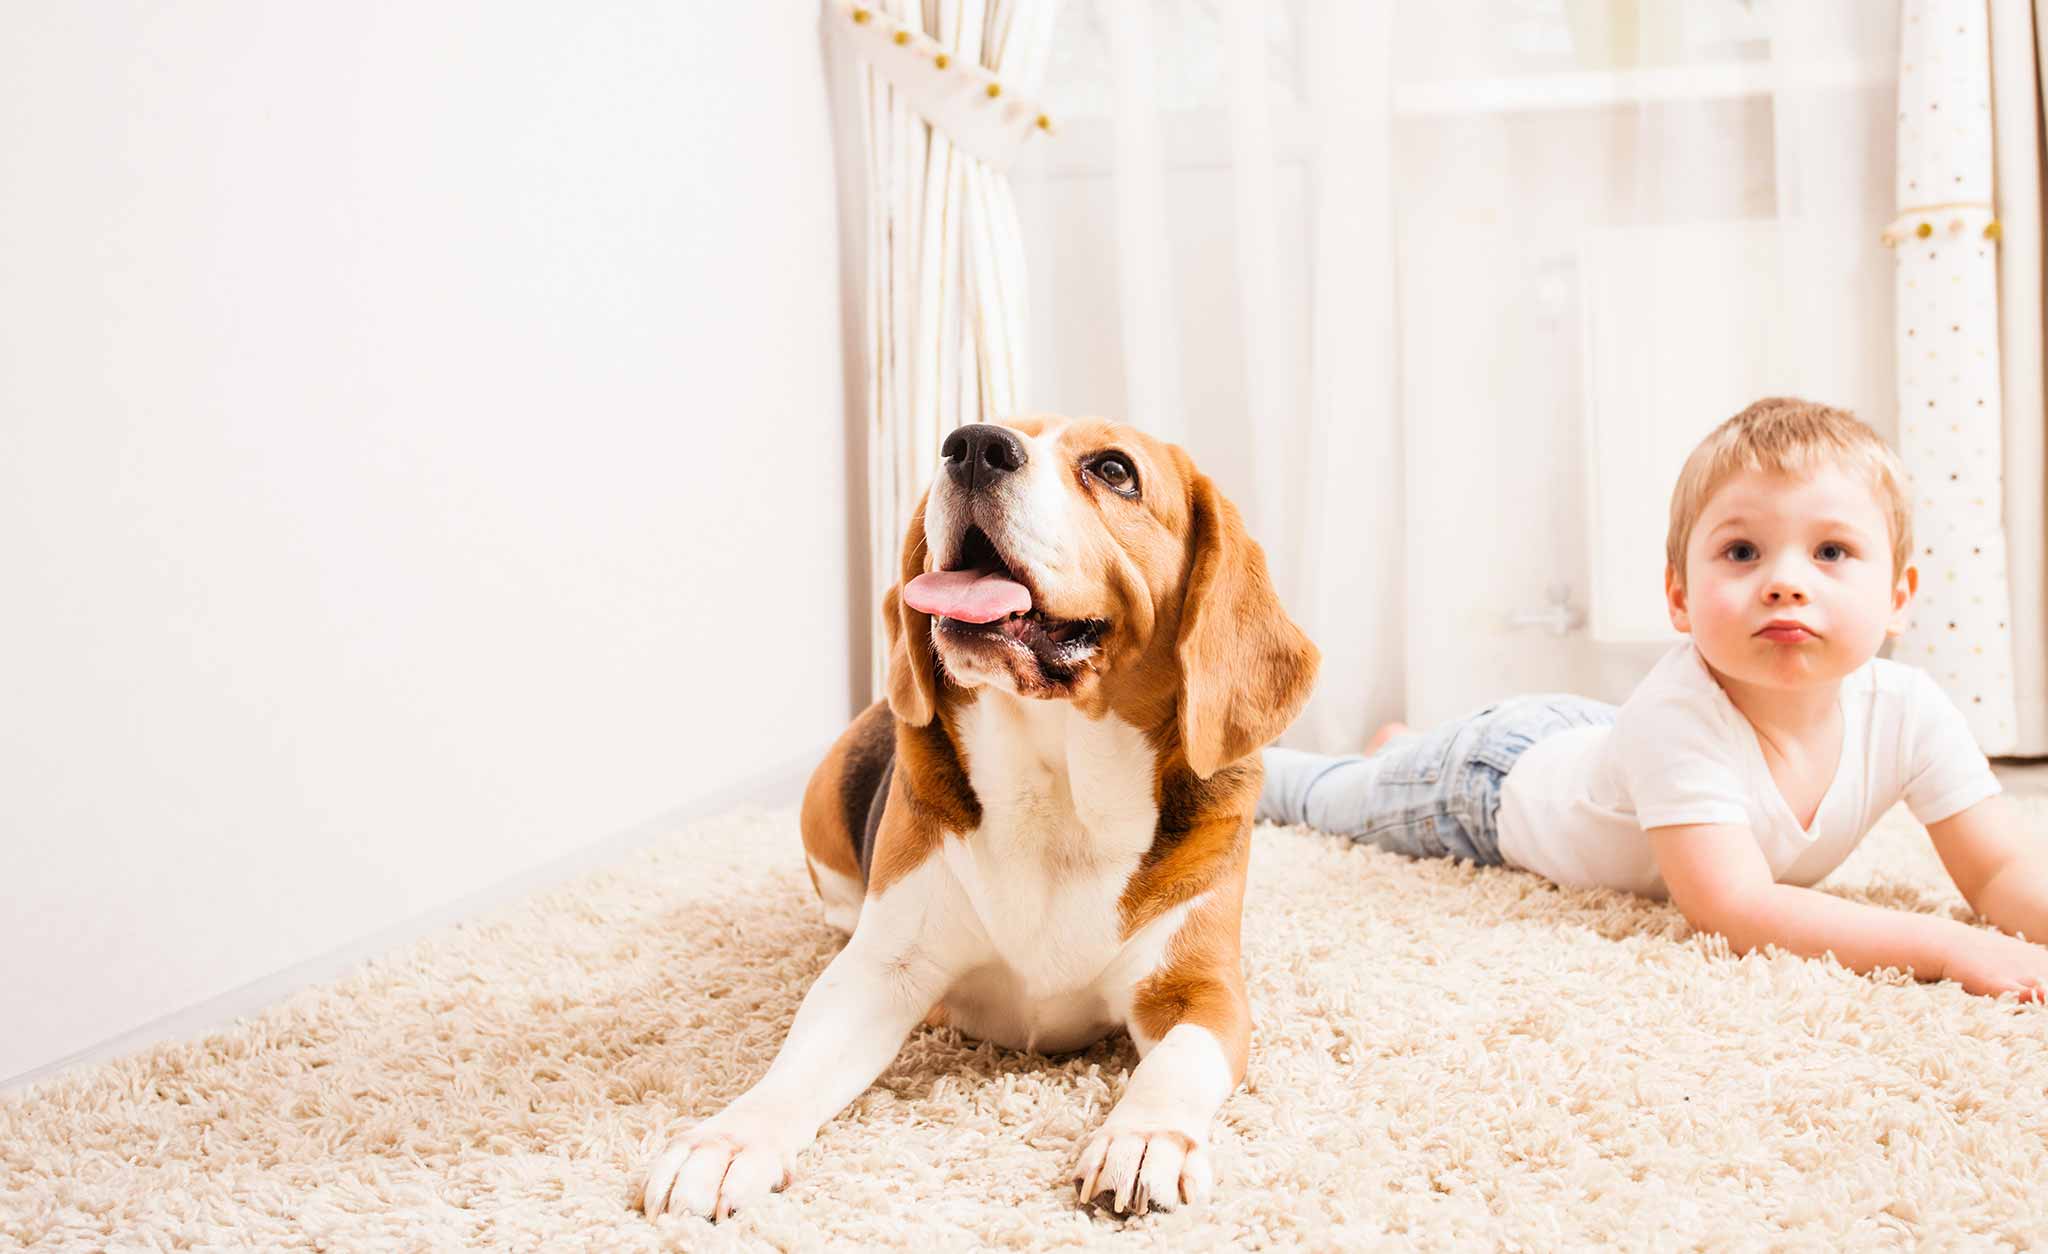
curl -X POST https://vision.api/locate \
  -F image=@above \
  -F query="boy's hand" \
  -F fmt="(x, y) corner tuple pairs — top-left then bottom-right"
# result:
(1652, 821), (2047, 998)
(1940, 928), (2048, 1001)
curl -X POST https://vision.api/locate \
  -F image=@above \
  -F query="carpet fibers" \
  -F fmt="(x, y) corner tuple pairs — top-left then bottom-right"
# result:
(7, 800), (2048, 1250)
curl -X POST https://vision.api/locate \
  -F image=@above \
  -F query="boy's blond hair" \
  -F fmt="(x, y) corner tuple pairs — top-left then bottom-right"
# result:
(1665, 397), (1914, 585)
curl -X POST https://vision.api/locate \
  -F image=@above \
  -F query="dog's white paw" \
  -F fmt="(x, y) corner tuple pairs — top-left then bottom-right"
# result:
(635, 1116), (797, 1221)
(1072, 1125), (1214, 1216)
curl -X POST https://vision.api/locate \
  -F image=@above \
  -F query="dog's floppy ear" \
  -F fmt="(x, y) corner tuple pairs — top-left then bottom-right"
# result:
(1176, 473), (1320, 778)
(883, 491), (940, 726)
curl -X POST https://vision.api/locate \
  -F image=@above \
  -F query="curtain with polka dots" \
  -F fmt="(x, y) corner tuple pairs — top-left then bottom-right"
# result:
(1888, 0), (2021, 753)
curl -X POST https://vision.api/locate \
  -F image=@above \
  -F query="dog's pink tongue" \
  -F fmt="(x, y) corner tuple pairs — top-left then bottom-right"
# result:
(904, 570), (1032, 623)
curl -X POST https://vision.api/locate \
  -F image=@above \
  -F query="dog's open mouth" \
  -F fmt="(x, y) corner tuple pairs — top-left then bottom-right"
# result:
(904, 525), (1106, 665)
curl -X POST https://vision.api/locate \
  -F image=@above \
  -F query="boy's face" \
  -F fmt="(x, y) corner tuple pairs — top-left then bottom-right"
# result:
(1666, 464), (1916, 693)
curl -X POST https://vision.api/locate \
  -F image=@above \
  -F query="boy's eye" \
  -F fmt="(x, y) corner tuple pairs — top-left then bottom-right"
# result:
(1723, 541), (1758, 562)
(1815, 542), (1851, 562)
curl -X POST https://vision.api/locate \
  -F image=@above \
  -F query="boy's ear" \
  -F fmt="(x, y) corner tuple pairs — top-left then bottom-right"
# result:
(1886, 563), (1920, 638)
(1665, 564), (1691, 634)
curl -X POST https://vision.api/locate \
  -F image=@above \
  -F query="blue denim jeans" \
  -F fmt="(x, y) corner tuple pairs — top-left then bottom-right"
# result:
(1257, 695), (1617, 865)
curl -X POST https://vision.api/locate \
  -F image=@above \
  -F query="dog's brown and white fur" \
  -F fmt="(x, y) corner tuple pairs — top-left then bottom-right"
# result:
(636, 417), (1318, 1220)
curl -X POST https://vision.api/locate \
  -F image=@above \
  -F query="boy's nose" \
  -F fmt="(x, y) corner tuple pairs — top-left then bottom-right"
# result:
(1758, 551), (1812, 606)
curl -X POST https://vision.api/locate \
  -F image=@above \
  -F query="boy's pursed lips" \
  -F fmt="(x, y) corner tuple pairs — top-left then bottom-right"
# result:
(1755, 618), (1819, 643)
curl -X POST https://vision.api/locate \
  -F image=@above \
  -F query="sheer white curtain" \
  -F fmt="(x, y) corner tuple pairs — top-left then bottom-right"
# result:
(830, 0), (1063, 694)
(1013, 0), (1903, 747)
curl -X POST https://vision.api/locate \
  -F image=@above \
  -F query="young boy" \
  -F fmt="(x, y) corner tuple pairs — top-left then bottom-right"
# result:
(1261, 397), (2048, 998)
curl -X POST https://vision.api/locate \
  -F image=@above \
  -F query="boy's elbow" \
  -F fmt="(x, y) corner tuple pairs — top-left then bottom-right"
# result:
(1966, 857), (2033, 922)
(1670, 884), (1777, 955)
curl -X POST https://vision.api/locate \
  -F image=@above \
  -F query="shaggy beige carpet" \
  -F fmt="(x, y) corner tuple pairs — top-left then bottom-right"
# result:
(7, 800), (2048, 1250)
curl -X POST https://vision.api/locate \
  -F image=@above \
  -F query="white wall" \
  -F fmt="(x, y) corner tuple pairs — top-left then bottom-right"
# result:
(0, 4), (857, 1083)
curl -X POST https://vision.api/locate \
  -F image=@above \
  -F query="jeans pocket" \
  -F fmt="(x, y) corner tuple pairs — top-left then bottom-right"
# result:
(1468, 696), (1606, 774)
(1469, 734), (1532, 776)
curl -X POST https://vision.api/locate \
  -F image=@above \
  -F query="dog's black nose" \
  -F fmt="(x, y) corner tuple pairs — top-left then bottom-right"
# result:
(941, 423), (1028, 492)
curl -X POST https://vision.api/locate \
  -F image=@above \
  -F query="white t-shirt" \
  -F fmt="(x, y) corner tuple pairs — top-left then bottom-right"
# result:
(1495, 642), (2002, 899)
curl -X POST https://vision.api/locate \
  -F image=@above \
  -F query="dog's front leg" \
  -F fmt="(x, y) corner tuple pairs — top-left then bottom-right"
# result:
(1073, 1020), (1242, 1216)
(636, 906), (959, 1221)
(1075, 943), (1249, 1216)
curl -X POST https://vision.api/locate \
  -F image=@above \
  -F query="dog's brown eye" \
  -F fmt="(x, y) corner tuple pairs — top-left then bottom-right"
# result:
(1090, 454), (1138, 496)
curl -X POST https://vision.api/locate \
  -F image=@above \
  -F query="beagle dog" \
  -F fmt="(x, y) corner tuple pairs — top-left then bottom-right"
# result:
(637, 417), (1318, 1221)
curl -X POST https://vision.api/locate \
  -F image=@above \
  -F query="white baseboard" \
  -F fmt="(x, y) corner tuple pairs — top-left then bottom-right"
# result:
(1, 744), (828, 1097)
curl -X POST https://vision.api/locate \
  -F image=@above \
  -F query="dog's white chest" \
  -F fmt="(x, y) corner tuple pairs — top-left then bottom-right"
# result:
(935, 696), (1182, 1052)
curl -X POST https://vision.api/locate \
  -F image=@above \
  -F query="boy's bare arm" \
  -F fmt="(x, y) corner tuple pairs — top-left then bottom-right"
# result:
(1650, 822), (2048, 998)
(1927, 795), (2048, 941)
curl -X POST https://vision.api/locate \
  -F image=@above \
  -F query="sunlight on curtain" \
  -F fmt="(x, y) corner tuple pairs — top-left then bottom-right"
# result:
(1014, 0), (1904, 747)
